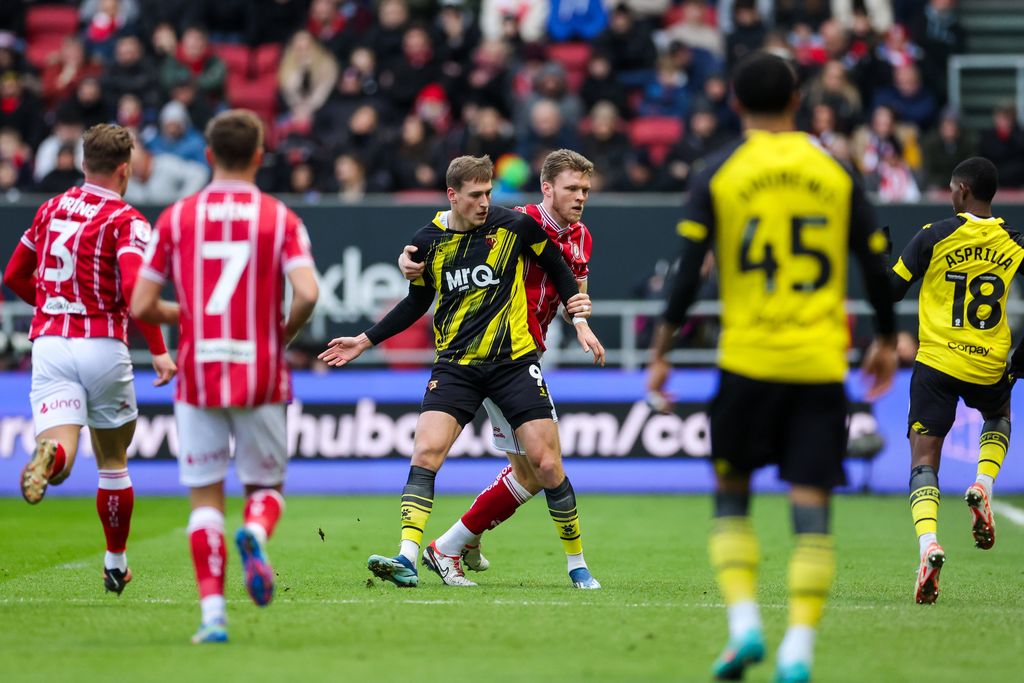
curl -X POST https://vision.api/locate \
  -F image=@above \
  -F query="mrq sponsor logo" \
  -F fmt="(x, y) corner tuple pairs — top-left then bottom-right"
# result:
(0, 400), (712, 460)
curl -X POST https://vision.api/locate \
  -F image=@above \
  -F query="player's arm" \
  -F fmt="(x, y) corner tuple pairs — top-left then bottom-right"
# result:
(3, 240), (38, 304)
(518, 215), (605, 365)
(284, 264), (319, 343)
(119, 251), (177, 387)
(561, 278), (590, 322)
(889, 224), (937, 301)
(849, 178), (898, 399)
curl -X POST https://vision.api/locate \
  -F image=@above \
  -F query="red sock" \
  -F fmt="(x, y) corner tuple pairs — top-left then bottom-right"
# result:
(461, 465), (533, 535)
(188, 507), (226, 599)
(243, 489), (284, 540)
(96, 469), (134, 553)
(48, 442), (67, 479)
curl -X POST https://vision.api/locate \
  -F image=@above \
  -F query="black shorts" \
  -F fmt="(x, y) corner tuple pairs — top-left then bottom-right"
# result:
(908, 362), (1011, 438)
(710, 370), (849, 490)
(420, 354), (555, 429)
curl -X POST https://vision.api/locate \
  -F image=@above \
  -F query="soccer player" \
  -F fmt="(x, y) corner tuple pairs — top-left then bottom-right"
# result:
(889, 156), (1021, 605)
(646, 52), (898, 683)
(3, 123), (176, 596)
(130, 110), (319, 643)
(318, 155), (604, 589)
(396, 149), (601, 589)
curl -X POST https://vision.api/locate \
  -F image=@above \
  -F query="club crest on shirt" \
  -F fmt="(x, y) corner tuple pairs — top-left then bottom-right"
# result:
(485, 233), (498, 249)
(427, 380), (438, 391)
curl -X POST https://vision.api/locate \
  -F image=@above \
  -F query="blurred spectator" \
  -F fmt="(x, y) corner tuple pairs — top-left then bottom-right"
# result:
(40, 37), (102, 111)
(101, 34), (162, 112)
(167, 77), (216, 133)
(268, 130), (322, 192)
(460, 40), (513, 119)
(124, 143), (208, 204)
(150, 22), (178, 61)
(581, 52), (630, 118)
(832, 0), (893, 32)
(774, 0), (831, 31)
(0, 157), (20, 198)
(0, 128), (32, 191)
(0, 37), (27, 78)
(380, 26), (440, 114)
(661, 0), (723, 57)
(480, 0), (548, 44)
(659, 99), (732, 190)
(921, 108), (976, 190)
(392, 115), (442, 190)
(978, 105), (1024, 188)
(0, 71), (44, 149)
(413, 82), (452, 135)
(702, 72), (740, 134)
(114, 93), (150, 137)
(135, 0), (191, 40)
(37, 143), (85, 193)
(516, 62), (582, 141)
(910, 0), (965, 103)
(464, 106), (514, 161)
(579, 101), (630, 192)
(363, 0), (411, 71)
(146, 101), (206, 166)
(519, 98), (576, 172)
(617, 148), (657, 192)
(331, 153), (368, 200)
(852, 105), (918, 177)
(594, 4), (658, 85)
(308, 0), (349, 58)
(802, 59), (862, 133)
(34, 112), (85, 184)
(0, 0), (25, 35)
(667, 39), (720, 94)
(160, 27), (226, 106)
(250, 0), (308, 45)
(348, 46), (380, 95)
(724, 0), (767, 70)
(315, 67), (379, 151)
(185, 0), (250, 44)
(56, 76), (109, 130)
(869, 138), (921, 203)
(286, 161), (320, 200)
(81, 0), (138, 63)
(434, 0), (480, 83)
(547, 0), (608, 43)
(278, 30), (340, 126)
(637, 57), (690, 118)
(337, 104), (392, 190)
(716, 0), (772, 34)
(873, 63), (937, 131)
(874, 24), (921, 78)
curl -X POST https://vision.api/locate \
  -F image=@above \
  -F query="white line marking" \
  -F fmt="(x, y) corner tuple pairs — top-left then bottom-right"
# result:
(992, 500), (1024, 527)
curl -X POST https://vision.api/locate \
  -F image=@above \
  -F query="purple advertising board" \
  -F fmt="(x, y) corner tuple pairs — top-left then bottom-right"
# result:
(0, 369), (1018, 496)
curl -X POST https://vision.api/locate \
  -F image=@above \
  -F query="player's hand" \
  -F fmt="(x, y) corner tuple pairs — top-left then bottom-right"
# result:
(645, 355), (674, 413)
(574, 322), (606, 366)
(861, 338), (898, 401)
(565, 292), (592, 319)
(151, 352), (177, 387)
(398, 245), (425, 281)
(318, 335), (372, 367)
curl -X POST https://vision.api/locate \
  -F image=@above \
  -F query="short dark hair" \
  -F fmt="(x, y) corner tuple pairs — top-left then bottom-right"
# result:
(205, 109), (264, 170)
(446, 155), (493, 191)
(82, 123), (133, 175)
(731, 51), (797, 115)
(952, 156), (999, 202)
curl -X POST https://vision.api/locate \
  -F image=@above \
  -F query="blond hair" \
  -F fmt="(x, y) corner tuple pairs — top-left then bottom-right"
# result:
(82, 124), (133, 175)
(446, 155), (494, 191)
(540, 149), (594, 184)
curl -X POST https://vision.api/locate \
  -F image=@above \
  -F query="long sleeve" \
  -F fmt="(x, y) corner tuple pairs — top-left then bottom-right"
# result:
(364, 284), (436, 345)
(848, 181), (896, 336)
(516, 214), (579, 304)
(3, 240), (38, 305)
(118, 251), (168, 355)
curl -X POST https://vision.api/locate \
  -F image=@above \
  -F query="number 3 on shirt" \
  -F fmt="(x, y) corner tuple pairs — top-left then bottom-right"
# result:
(202, 241), (251, 315)
(44, 218), (83, 283)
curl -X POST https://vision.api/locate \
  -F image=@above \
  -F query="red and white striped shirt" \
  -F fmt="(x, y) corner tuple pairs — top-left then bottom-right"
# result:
(516, 204), (592, 351)
(22, 183), (152, 344)
(141, 180), (315, 408)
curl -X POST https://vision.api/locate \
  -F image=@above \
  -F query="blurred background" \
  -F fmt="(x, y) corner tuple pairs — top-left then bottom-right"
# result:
(0, 0), (1023, 495)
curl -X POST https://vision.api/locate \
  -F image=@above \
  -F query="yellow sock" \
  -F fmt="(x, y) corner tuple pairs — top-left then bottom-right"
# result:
(788, 534), (835, 627)
(400, 493), (433, 546)
(978, 429), (1009, 481)
(548, 506), (584, 555)
(709, 517), (759, 605)
(909, 485), (939, 537)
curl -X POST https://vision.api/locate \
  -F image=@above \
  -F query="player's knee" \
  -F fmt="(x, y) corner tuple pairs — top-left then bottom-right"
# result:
(410, 447), (446, 471)
(532, 456), (564, 489)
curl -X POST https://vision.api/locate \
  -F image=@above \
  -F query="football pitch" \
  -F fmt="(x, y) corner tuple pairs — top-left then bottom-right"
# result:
(1, 494), (1022, 683)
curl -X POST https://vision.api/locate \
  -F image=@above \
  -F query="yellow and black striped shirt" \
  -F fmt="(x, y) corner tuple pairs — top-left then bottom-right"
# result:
(366, 205), (579, 365)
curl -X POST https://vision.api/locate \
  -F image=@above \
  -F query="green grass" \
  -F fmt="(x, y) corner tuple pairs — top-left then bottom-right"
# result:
(1, 494), (1023, 682)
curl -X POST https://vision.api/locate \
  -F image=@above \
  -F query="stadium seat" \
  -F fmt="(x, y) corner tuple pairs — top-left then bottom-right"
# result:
(227, 74), (278, 142)
(629, 117), (684, 165)
(25, 5), (79, 40)
(213, 43), (251, 77)
(26, 34), (64, 69)
(546, 43), (591, 73)
(253, 43), (282, 76)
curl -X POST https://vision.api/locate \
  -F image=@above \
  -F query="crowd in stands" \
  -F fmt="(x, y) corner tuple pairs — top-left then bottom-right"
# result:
(0, 0), (1019, 203)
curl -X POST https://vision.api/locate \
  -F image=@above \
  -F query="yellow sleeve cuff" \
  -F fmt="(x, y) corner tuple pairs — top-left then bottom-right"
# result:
(677, 220), (708, 241)
(893, 258), (913, 282)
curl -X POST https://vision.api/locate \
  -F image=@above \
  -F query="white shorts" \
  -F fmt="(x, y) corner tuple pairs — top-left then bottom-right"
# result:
(30, 336), (137, 435)
(483, 391), (558, 456)
(175, 402), (288, 488)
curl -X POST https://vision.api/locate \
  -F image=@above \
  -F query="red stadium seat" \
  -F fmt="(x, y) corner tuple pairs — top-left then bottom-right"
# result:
(253, 43), (282, 76)
(629, 117), (685, 166)
(546, 42), (591, 72)
(227, 73), (278, 142)
(213, 43), (251, 77)
(26, 5), (79, 40)
(26, 34), (65, 69)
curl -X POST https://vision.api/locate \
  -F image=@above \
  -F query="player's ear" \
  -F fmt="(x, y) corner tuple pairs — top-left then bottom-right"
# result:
(205, 146), (215, 168)
(251, 147), (264, 171)
(541, 180), (552, 198)
(446, 186), (457, 204)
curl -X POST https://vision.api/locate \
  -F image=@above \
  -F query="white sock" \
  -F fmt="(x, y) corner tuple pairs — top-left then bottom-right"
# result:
(200, 595), (226, 626)
(465, 534), (483, 549)
(104, 551), (127, 572)
(777, 625), (815, 666)
(976, 474), (995, 498)
(436, 520), (476, 556)
(399, 540), (420, 565)
(567, 552), (587, 572)
(727, 600), (762, 639)
(919, 532), (937, 558)
(244, 522), (268, 547)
